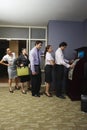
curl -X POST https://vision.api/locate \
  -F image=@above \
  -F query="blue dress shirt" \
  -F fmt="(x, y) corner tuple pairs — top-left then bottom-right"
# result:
(29, 47), (42, 73)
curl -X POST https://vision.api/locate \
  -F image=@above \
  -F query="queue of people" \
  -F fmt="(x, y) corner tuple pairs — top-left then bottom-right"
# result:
(0, 41), (74, 98)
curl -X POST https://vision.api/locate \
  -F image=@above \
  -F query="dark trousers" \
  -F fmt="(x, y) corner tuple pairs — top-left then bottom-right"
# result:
(54, 64), (64, 96)
(31, 68), (41, 96)
(62, 67), (69, 94)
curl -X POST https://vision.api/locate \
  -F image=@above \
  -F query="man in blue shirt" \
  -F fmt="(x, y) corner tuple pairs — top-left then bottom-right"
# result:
(29, 41), (43, 97)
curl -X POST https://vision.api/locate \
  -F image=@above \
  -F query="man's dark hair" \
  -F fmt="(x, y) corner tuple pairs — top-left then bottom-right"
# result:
(35, 40), (43, 46)
(59, 42), (67, 47)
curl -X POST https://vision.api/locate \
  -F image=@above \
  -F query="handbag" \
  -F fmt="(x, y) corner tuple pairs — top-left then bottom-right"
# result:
(17, 66), (29, 76)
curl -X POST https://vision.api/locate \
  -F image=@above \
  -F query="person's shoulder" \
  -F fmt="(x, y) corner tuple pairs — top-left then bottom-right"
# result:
(55, 49), (58, 53)
(30, 47), (36, 53)
(56, 48), (61, 52)
(46, 52), (51, 56)
(12, 52), (15, 54)
(55, 47), (60, 50)
(12, 52), (15, 56)
(2, 54), (8, 60)
(3, 54), (8, 58)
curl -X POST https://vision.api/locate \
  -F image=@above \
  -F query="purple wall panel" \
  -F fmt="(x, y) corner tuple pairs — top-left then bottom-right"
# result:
(48, 20), (86, 59)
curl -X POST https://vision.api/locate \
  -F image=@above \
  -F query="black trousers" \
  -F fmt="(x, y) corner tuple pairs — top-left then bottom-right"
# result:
(31, 67), (41, 96)
(54, 64), (64, 96)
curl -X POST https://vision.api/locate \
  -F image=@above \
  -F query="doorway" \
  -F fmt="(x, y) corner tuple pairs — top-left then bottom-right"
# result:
(0, 40), (9, 82)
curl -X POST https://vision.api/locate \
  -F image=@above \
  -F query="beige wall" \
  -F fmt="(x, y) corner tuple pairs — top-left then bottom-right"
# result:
(9, 40), (18, 58)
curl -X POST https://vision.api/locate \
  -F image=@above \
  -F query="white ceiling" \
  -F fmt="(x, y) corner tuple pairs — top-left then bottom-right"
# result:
(0, 0), (87, 26)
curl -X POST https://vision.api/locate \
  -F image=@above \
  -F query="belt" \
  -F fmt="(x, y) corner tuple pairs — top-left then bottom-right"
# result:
(34, 65), (40, 66)
(56, 64), (63, 67)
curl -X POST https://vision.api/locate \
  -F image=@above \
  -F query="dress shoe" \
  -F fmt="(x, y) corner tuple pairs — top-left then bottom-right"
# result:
(32, 94), (35, 96)
(32, 94), (40, 97)
(36, 94), (40, 97)
(56, 95), (66, 99)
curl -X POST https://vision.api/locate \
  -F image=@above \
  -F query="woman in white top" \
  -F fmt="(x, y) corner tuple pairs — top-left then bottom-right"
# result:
(0, 48), (19, 93)
(44, 45), (55, 97)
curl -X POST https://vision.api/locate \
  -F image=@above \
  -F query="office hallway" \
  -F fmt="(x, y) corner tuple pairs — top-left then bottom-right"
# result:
(0, 87), (87, 130)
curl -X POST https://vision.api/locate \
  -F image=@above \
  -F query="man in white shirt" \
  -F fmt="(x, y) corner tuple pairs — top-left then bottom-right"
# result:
(55, 42), (73, 99)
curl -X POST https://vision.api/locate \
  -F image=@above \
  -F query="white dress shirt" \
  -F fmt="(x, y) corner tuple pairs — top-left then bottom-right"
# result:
(55, 48), (70, 68)
(45, 52), (54, 65)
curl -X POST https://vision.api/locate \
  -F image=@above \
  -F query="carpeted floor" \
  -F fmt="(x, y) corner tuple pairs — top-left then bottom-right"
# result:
(0, 86), (87, 130)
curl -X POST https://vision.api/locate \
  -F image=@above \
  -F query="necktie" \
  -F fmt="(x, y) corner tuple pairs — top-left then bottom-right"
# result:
(37, 49), (40, 65)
